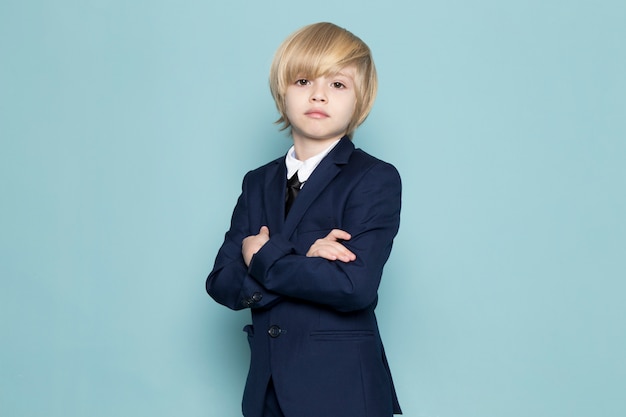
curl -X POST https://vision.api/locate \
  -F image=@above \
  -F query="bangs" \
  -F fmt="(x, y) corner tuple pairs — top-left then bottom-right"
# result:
(274, 23), (369, 94)
(281, 35), (357, 80)
(282, 50), (347, 84)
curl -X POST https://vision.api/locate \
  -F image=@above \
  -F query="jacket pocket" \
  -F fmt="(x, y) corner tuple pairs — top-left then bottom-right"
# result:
(309, 330), (375, 342)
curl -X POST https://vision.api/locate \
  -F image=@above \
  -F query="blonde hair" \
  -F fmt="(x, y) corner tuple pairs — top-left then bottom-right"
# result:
(269, 22), (378, 138)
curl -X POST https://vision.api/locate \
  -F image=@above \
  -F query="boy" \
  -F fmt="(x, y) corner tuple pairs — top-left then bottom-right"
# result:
(206, 22), (402, 417)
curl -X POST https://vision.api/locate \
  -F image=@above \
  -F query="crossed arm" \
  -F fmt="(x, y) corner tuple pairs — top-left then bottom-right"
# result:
(208, 226), (359, 312)
(208, 161), (401, 312)
(242, 227), (356, 266)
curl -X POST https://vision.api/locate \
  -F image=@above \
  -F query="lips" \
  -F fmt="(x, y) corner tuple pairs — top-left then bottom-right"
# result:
(305, 109), (329, 119)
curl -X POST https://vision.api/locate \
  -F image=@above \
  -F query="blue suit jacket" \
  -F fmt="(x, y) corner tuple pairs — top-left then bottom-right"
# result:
(207, 137), (402, 417)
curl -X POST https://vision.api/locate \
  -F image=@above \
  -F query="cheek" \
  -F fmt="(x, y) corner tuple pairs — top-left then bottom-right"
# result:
(341, 96), (358, 120)
(284, 91), (301, 113)
(283, 97), (294, 117)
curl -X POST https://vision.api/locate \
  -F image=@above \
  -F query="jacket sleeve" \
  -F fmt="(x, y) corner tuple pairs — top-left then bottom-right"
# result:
(206, 172), (283, 311)
(247, 161), (401, 312)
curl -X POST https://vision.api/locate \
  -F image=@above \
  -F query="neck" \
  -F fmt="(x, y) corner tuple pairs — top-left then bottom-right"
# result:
(292, 135), (344, 161)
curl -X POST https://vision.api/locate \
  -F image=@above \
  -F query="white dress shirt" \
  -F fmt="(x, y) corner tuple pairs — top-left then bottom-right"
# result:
(285, 139), (341, 187)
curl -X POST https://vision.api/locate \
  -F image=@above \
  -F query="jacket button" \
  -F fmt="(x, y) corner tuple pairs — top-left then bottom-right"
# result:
(252, 292), (263, 302)
(268, 325), (282, 338)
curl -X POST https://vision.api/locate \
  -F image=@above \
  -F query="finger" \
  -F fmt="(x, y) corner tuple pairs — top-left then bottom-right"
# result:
(324, 241), (355, 256)
(259, 226), (270, 236)
(320, 247), (356, 262)
(307, 242), (337, 259)
(326, 229), (351, 241)
(316, 247), (343, 261)
(336, 247), (356, 262)
(310, 242), (356, 262)
(317, 249), (338, 261)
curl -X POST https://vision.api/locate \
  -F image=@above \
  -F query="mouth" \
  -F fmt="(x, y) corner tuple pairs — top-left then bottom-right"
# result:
(305, 109), (329, 119)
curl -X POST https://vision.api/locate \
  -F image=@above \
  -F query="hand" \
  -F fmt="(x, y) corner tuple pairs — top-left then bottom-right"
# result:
(242, 226), (270, 267)
(306, 229), (356, 263)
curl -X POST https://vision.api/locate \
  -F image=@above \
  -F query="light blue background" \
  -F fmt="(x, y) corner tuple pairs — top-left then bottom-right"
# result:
(1, 1), (624, 416)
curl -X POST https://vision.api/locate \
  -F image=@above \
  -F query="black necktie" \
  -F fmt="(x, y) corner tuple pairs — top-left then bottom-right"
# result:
(285, 172), (303, 216)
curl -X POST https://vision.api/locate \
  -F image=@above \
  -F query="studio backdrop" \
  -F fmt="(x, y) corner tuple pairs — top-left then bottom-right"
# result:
(1, 1), (625, 416)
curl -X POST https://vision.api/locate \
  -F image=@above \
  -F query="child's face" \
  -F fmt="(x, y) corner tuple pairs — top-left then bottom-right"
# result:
(284, 65), (357, 146)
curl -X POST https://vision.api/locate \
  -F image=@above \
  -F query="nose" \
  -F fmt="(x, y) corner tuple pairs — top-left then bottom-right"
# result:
(310, 86), (327, 103)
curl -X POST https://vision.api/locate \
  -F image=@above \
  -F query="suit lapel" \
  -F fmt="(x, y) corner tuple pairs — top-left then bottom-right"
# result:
(263, 159), (286, 235)
(283, 137), (354, 238)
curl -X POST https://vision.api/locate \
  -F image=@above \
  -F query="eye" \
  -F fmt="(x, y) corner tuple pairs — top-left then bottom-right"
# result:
(295, 79), (310, 86)
(332, 82), (346, 89)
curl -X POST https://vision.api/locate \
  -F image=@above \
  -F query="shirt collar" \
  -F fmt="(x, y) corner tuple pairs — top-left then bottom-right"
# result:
(285, 139), (341, 182)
